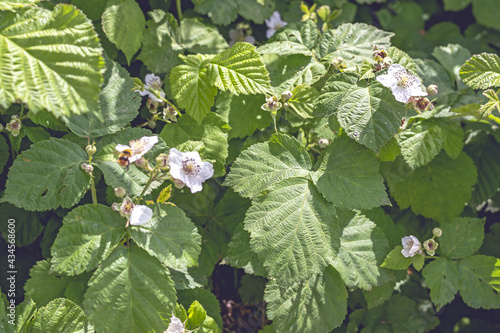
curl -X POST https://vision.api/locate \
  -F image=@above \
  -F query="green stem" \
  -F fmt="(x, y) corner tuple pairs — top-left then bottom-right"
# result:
(136, 168), (159, 204)
(89, 155), (98, 205)
(176, 0), (183, 21)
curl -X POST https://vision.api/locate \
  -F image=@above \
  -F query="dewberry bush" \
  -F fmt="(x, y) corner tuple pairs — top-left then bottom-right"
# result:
(1, 0), (500, 332)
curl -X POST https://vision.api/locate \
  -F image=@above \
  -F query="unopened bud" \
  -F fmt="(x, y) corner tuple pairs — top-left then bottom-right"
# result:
(172, 178), (185, 189)
(413, 97), (432, 111)
(427, 84), (438, 96)
(331, 57), (344, 66)
(156, 153), (170, 170)
(432, 227), (442, 237)
(318, 138), (329, 149)
(147, 118), (156, 129)
(86, 144), (97, 156)
(114, 187), (126, 198)
(281, 90), (293, 101)
(81, 163), (93, 174)
(147, 99), (159, 111)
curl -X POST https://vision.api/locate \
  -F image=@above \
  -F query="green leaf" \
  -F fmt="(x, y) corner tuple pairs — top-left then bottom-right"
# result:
(24, 126), (51, 144)
(225, 227), (266, 277)
(192, 0), (273, 26)
(315, 73), (407, 152)
(138, 10), (183, 73)
(287, 84), (319, 119)
(160, 113), (229, 177)
(332, 212), (381, 290)
(0, 4), (104, 117)
(399, 122), (444, 169)
(363, 281), (395, 309)
(50, 204), (127, 276)
(2, 138), (90, 211)
(439, 217), (485, 259)
(129, 203), (201, 269)
(0, 203), (43, 247)
(238, 274), (266, 303)
(71, 0), (107, 21)
(0, 135), (8, 174)
(102, 0), (145, 64)
(433, 44), (471, 85)
(24, 259), (91, 307)
(265, 266), (347, 332)
(440, 119), (464, 159)
(443, 0), (472, 11)
(0, 0), (42, 11)
(412, 253), (425, 271)
(179, 18), (228, 54)
(208, 42), (271, 95)
(386, 47), (416, 72)
(31, 298), (93, 333)
(460, 53), (500, 89)
(381, 246), (412, 270)
(479, 89), (500, 118)
(458, 255), (500, 309)
(317, 23), (393, 65)
(422, 258), (459, 311)
(385, 294), (439, 332)
(13, 298), (37, 333)
(312, 136), (390, 210)
(170, 54), (217, 122)
(270, 20), (319, 51)
(245, 179), (340, 282)
(177, 289), (222, 329)
(62, 56), (139, 138)
(224, 134), (312, 199)
(472, 0), (500, 31)
(257, 41), (313, 57)
(186, 301), (206, 330)
(84, 243), (176, 333)
(390, 152), (477, 222)
(377, 137), (401, 162)
(96, 161), (152, 197)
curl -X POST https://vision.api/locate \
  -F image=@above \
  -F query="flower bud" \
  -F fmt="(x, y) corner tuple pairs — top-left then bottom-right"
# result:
(427, 84), (438, 96)
(147, 99), (159, 111)
(156, 153), (170, 170)
(413, 97), (432, 111)
(318, 138), (329, 149)
(135, 157), (152, 171)
(432, 227), (442, 237)
(120, 196), (134, 216)
(261, 96), (282, 112)
(114, 187), (126, 198)
(281, 90), (293, 101)
(423, 239), (438, 252)
(163, 105), (178, 121)
(172, 178), (185, 189)
(6, 115), (21, 137)
(81, 163), (93, 174)
(111, 202), (121, 211)
(86, 144), (97, 157)
(331, 57), (344, 66)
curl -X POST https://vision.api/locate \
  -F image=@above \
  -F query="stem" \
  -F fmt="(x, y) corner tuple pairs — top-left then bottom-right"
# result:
(176, 0), (183, 21)
(89, 155), (98, 205)
(136, 168), (159, 204)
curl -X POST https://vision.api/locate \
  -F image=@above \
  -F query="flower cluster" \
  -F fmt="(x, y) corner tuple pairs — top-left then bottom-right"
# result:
(401, 227), (442, 258)
(376, 64), (428, 103)
(168, 148), (214, 194)
(135, 74), (165, 103)
(112, 196), (153, 226)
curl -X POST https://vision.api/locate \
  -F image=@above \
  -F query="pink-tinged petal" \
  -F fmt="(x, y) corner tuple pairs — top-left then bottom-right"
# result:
(116, 144), (131, 152)
(129, 205), (153, 226)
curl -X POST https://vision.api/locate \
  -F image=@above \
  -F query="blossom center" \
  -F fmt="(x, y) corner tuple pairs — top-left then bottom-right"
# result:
(182, 158), (201, 176)
(394, 70), (415, 88)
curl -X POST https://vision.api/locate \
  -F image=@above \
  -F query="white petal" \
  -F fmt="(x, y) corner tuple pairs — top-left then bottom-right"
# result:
(135, 89), (149, 97)
(266, 28), (276, 39)
(376, 74), (397, 88)
(144, 73), (157, 85)
(391, 86), (411, 103)
(408, 86), (428, 97)
(401, 248), (411, 258)
(182, 150), (202, 164)
(129, 205), (153, 226)
(116, 144), (131, 152)
(387, 64), (405, 75)
(184, 176), (203, 193)
(169, 166), (185, 183)
(265, 11), (280, 28)
(197, 162), (214, 181)
(244, 36), (256, 45)
(168, 148), (184, 166)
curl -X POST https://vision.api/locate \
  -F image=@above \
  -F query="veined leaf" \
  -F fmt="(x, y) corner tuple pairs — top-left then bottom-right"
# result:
(170, 54), (217, 122)
(439, 217), (484, 259)
(0, 0), (41, 11)
(102, 0), (145, 64)
(192, 0), (273, 26)
(440, 119), (464, 159)
(160, 113), (229, 177)
(209, 42), (271, 95)
(269, 20), (319, 51)
(62, 56), (140, 138)
(224, 134), (312, 199)
(460, 53), (500, 90)
(50, 204), (127, 276)
(179, 18), (228, 54)
(0, 4), (104, 117)
(287, 84), (318, 119)
(265, 266), (347, 332)
(129, 203), (202, 270)
(2, 138), (90, 211)
(245, 179), (340, 282)
(257, 41), (313, 57)
(387, 46), (416, 72)
(84, 244), (176, 333)
(422, 258), (459, 311)
(225, 226), (266, 277)
(31, 298), (93, 333)
(458, 255), (500, 309)
(312, 136), (390, 210)
(399, 122), (444, 169)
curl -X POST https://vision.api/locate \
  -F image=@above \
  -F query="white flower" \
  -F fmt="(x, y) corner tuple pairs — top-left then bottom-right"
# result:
(116, 136), (159, 163)
(401, 235), (421, 258)
(168, 148), (214, 194)
(136, 73), (165, 102)
(229, 29), (256, 46)
(165, 315), (184, 333)
(118, 196), (153, 226)
(265, 11), (287, 38)
(376, 64), (427, 103)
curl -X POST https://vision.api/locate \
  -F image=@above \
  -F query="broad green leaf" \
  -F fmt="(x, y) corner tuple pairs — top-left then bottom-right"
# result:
(399, 122), (444, 169)
(479, 89), (500, 118)
(432, 44), (471, 85)
(209, 42), (271, 95)
(363, 281), (395, 309)
(439, 217), (484, 259)
(458, 255), (500, 309)
(186, 301), (206, 330)
(472, 0), (500, 31)
(315, 73), (407, 152)
(13, 298), (37, 333)
(0, 0), (41, 10)
(386, 47), (416, 72)
(332, 212), (381, 290)
(0, 203), (43, 247)
(270, 20), (319, 51)
(317, 23), (393, 65)
(31, 298), (93, 333)
(62, 56), (139, 138)
(312, 136), (390, 209)
(177, 289), (223, 329)
(138, 10), (183, 73)
(50, 204), (127, 276)
(2, 138), (90, 211)
(24, 260), (91, 307)
(287, 84), (318, 119)
(216, 92), (272, 139)
(225, 134), (312, 199)
(170, 54), (217, 122)
(129, 203), (201, 269)
(265, 266), (347, 332)
(380, 246), (412, 270)
(440, 119), (464, 159)
(102, 0), (145, 64)
(225, 227), (266, 277)
(385, 294), (439, 332)
(238, 275), (266, 303)
(422, 258), (459, 311)
(192, 0), (238, 26)
(96, 161), (152, 197)
(363, 207), (405, 248)
(443, 0), (472, 11)
(390, 152), (477, 222)
(71, 0), (107, 21)
(257, 41), (313, 56)
(84, 244), (176, 333)
(460, 53), (500, 89)
(179, 18), (228, 54)
(160, 113), (229, 177)
(245, 178), (340, 282)
(0, 4), (104, 117)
